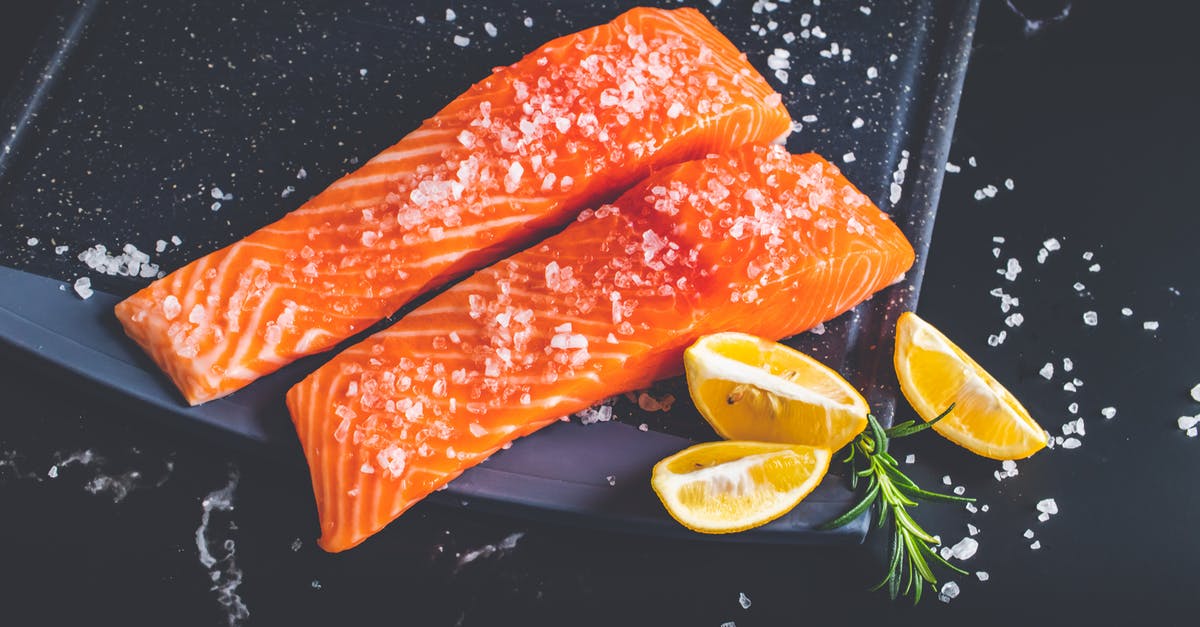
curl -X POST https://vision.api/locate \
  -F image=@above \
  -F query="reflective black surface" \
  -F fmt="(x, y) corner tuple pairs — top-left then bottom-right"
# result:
(2, 1), (1199, 625)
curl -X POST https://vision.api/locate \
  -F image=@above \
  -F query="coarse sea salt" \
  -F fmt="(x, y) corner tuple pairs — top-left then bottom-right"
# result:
(1039, 363), (1054, 380)
(1143, 321), (1159, 331)
(976, 571), (990, 582)
(938, 581), (959, 603)
(1030, 540), (1042, 550)
(1061, 437), (1081, 449)
(485, 22), (497, 37)
(445, 8), (455, 20)
(904, 454), (915, 464)
(1191, 383), (1200, 403)
(453, 35), (470, 47)
(1121, 307), (1133, 316)
(950, 537), (978, 560)
(73, 277), (93, 300)
(968, 523), (979, 536)
(1177, 415), (1199, 431)
(1082, 311), (1098, 326)
(842, 152), (856, 163)
(1036, 498), (1059, 516)
(738, 592), (752, 609)
(1023, 529), (1035, 539)
(851, 116), (864, 129)
(1101, 407), (1117, 419)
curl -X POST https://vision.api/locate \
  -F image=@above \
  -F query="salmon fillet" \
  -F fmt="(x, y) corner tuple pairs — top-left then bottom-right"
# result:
(113, 7), (792, 405)
(287, 145), (916, 552)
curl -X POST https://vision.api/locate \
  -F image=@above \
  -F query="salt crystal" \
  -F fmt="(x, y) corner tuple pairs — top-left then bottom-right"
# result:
(866, 66), (878, 79)
(1061, 357), (1074, 372)
(27, 237), (38, 246)
(1072, 282), (1086, 293)
(1004, 178), (1015, 190)
(211, 201), (221, 211)
(1082, 311), (1098, 326)
(359, 68), (367, 77)
(938, 581), (959, 603)
(1030, 540), (1042, 550)
(810, 322), (826, 335)
(968, 523), (979, 536)
(454, 35), (470, 47)
(1004, 313), (1024, 327)
(965, 503), (978, 513)
(210, 187), (224, 199)
(171, 235), (182, 246)
(987, 332), (1006, 346)
(842, 152), (856, 163)
(945, 162), (961, 173)
(73, 277), (93, 300)
(976, 571), (990, 582)
(774, 69), (789, 84)
(800, 73), (815, 85)
(484, 22), (497, 37)
(1088, 263), (1101, 273)
(445, 8), (456, 21)
(939, 546), (953, 560)
(1101, 407), (1116, 419)
(1178, 415), (1200, 430)
(1039, 363), (1054, 380)
(904, 454), (915, 464)
(860, 5), (872, 14)
(942, 475), (952, 485)
(48, 466), (59, 478)
(1143, 321), (1159, 331)
(953, 486), (966, 495)
(738, 592), (751, 609)
(55, 245), (68, 255)
(981, 504), (990, 512)
(606, 475), (616, 486)
(1036, 498), (1059, 515)
(851, 117), (864, 129)
(1188, 427), (1198, 438)
(992, 236), (1006, 243)
(1036, 248), (1048, 264)
(1043, 237), (1061, 251)
(1002, 258), (1021, 281)
(1038, 512), (1051, 522)
(1191, 384), (1200, 402)
(968, 156), (977, 167)
(1068, 402), (1079, 414)
(523, 17), (533, 27)
(950, 537), (977, 560)
(1121, 307), (1133, 316)
(1061, 437), (1081, 449)
(783, 31), (795, 43)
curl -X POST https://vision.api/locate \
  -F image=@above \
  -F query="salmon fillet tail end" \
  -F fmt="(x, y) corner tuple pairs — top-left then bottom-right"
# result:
(288, 145), (914, 552)
(112, 5), (791, 406)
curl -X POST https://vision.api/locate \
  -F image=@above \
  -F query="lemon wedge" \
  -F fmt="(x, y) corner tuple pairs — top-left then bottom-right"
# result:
(651, 441), (831, 534)
(894, 312), (1047, 460)
(683, 332), (869, 452)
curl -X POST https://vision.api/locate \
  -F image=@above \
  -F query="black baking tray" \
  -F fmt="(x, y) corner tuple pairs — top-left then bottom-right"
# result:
(0, 0), (978, 545)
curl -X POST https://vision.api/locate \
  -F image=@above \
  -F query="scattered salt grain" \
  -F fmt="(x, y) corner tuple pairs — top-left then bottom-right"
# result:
(851, 117), (864, 129)
(968, 523), (979, 536)
(211, 201), (222, 211)
(774, 69), (789, 84)
(1121, 307), (1133, 316)
(453, 35), (470, 47)
(1036, 498), (1059, 516)
(638, 423), (649, 432)
(953, 486), (966, 495)
(1030, 540), (1041, 550)
(1082, 311), (1098, 326)
(965, 503), (978, 513)
(281, 185), (295, 198)
(484, 22), (497, 37)
(1004, 313), (1024, 327)
(26, 237), (38, 246)
(1088, 263), (1101, 273)
(171, 235), (182, 246)
(1067, 402), (1079, 414)
(1023, 529), (1035, 539)
(1177, 416), (1199, 430)
(738, 592), (752, 609)
(946, 162), (962, 173)
(942, 475), (952, 486)
(445, 8), (456, 21)
(950, 537), (978, 560)
(842, 152), (856, 163)
(1101, 407), (1116, 419)
(523, 17), (533, 27)
(1062, 357), (1073, 372)
(1061, 437), (1081, 449)
(992, 236), (1006, 243)
(1039, 363), (1054, 380)
(904, 454), (915, 464)
(976, 571), (990, 582)
(938, 581), (959, 603)
(800, 73), (815, 85)
(1073, 282), (1086, 292)
(1189, 427), (1198, 438)
(1004, 178), (1015, 190)
(73, 277), (93, 300)
(968, 156), (978, 167)
(1191, 384), (1200, 403)
(981, 504), (989, 512)
(606, 475), (616, 486)
(1143, 321), (1159, 331)
(296, 167), (307, 180)
(866, 66), (878, 79)
(1043, 237), (1061, 252)
(987, 331), (1006, 346)
(1082, 251), (1093, 260)
(55, 245), (68, 255)
(809, 322), (826, 335)
(1036, 248), (1049, 264)
(1001, 258), (1021, 281)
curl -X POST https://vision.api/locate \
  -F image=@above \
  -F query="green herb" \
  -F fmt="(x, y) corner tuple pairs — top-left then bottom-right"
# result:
(819, 404), (973, 604)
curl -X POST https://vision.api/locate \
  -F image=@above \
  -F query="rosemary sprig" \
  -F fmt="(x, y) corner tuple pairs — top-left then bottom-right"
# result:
(820, 404), (973, 604)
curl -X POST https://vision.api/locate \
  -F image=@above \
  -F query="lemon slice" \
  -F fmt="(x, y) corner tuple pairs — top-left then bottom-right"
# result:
(651, 441), (831, 533)
(894, 312), (1047, 460)
(684, 332), (869, 452)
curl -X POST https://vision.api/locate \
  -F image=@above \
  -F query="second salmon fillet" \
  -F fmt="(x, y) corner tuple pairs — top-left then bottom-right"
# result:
(114, 7), (791, 405)
(288, 145), (916, 552)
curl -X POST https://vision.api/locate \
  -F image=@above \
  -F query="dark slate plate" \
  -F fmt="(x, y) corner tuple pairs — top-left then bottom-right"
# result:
(0, 0), (979, 544)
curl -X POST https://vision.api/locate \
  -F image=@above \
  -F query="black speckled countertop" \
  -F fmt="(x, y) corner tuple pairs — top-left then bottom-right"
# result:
(2, 1), (1199, 625)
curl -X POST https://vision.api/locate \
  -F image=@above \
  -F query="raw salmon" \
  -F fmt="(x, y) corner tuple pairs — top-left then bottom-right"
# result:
(288, 145), (916, 552)
(113, 7), (792, 405)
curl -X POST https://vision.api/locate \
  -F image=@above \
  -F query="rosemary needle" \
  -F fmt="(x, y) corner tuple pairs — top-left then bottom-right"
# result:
(819, 404), (973, 604)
